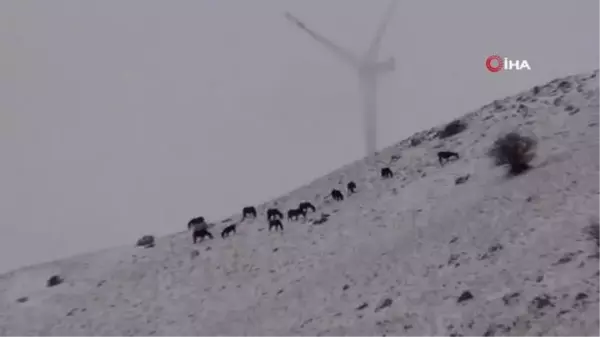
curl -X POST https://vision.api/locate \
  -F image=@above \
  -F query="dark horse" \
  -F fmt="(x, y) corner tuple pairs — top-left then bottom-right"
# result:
(221, 224), (237, 239)
(242, 206), (257, 219)
(267, 208), (283, 221)
(437, 151), (460, 166)
(331, 189), (344, 201)
(299, 201), (316, 214)
(287, 208), (306, 221)
(268, 219), (283, 231)
(347, 181), (357, 194)
(187, 216), (205, 230)
(381, 167), (393, 178)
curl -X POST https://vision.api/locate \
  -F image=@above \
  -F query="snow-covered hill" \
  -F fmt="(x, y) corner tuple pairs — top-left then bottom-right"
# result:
(0, 69), (598, 336)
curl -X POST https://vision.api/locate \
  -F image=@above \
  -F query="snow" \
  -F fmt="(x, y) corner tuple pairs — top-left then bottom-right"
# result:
(0, 69), (598, 336)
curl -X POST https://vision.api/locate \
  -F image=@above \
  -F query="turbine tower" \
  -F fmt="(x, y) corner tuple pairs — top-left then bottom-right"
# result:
(284, 1), (398, 159)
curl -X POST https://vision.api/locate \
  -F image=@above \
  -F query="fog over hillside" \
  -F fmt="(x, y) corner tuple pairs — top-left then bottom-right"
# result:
(1, 0), (598, 274)
(0, 69), (598, 336)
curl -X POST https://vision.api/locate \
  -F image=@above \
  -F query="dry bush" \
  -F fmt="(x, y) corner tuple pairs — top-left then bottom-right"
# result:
(488, 132), (537, 175)
(136, 235), (155, 248)
(438, 119), (467, 139)
(584, 218), (599, 248)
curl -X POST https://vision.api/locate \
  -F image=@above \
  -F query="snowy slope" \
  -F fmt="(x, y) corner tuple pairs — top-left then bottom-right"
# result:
(0, 69), (598, 336)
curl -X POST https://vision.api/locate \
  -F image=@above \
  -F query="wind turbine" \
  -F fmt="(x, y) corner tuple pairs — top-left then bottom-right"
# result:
(284, 1), (398, 160)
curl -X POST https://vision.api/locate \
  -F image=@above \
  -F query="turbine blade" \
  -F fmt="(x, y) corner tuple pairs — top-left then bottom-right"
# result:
(364, 0), (398, 61)
(284, 12), (360, 68)
(362, 57), (394, 74)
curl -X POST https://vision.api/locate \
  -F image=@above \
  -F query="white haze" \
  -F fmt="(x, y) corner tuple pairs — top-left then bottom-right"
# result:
(0, 70), (597, 335)
(0, 0), (598, 273)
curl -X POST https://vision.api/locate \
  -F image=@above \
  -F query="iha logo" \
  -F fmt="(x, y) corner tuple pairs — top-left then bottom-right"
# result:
(485, 55), (531, 73)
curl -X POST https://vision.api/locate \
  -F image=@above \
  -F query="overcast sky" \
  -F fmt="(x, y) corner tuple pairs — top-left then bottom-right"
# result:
(0, 0), (598, 273)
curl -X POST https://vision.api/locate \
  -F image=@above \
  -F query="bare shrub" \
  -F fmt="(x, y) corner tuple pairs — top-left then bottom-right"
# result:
(438, 120), (467, 139)
(136, 235), (155, 248)
(584, 218), (599, 248)
(488, 132), (537, 175)
(410, 137), (422, 147)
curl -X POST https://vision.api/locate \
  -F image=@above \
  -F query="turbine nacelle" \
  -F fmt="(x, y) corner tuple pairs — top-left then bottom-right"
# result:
(360, 57), (395, 74)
